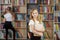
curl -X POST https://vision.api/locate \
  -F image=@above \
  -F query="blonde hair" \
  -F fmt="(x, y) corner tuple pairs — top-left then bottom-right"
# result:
(38, 14), (43, 23)
(30, 8), (38, 21)
(30, 8), (43, 23)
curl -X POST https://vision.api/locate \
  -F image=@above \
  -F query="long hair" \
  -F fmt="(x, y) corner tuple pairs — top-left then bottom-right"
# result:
(30, 8), (43, 23)
(3, 7), (15, 16)
(3, 7), (11, 15)
(30, 8), (39, 21)
(38, 14), (43, 23)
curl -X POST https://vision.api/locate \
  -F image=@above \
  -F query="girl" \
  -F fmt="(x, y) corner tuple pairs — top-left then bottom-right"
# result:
(28, 9), (45, 40)
(3, 7), (15, 40)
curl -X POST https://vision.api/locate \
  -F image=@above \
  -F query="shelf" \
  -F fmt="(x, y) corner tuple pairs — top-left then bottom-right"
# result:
(40, 12), (54, 14)
(0, 38), (27, 39)
(54, 22), (60, 24)
(13, 5), (26, 7)
(43, 20), (54, 22)
(15, 12), (27, 14)
(15, 27), (26, 29)
(15, 20), (26, 22)
(39, 4), (55, 7)
(55, 4), (60, 5)
(0, 4), (11, 5)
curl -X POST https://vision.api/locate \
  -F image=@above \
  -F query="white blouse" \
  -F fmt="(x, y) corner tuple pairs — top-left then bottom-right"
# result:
(29, 20), (45, 36)
(4, 13), (13, 21)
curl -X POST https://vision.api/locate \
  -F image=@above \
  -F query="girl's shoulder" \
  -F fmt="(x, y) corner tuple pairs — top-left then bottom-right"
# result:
(29, 20), (34, 23)
(29, 20), (34, 25)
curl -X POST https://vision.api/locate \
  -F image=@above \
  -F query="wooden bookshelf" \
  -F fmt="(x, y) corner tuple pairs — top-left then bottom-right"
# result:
(53, 0), (60, 40)
(0, 0), (60, 40)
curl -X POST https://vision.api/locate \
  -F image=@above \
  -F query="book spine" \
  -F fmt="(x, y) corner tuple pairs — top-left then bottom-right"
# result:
(56, 24), (59, 31)
(48, 0), (50, 5)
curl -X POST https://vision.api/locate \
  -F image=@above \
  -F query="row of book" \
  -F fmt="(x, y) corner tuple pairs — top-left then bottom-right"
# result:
(12, 6), (26, 13)
(55, 0), (60, 4)
(0, 22), (26, 29)
(38, 0), (54, 5)
(0, 0), (60, 5)
(44, 21), (53, 29)
(27, 4), (55, 14)
(43, 21), (53, 38)
(0, 5), (27, 13)
(54, 16), (60, 22)
(1, 3), (60, 15)
(15, 13), (26, 21)
(15, 22), (26, 28)
(38, 0), (60, 5)
(43, 14), (54, 20)
(0, 29), (27, 39)
(54, 5), (60, 11)
(13, 0), (26, 6)
(0, 0), (11, 4)
(54, 24), (60, 32)
(44, 29), (53, 38)
(40, 6), (54, 13)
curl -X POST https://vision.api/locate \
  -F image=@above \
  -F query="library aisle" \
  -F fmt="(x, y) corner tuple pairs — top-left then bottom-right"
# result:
(0, 0), (60, 40)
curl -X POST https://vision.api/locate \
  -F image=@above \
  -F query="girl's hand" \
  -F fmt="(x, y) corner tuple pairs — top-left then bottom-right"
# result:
(38, 32), (43, 36)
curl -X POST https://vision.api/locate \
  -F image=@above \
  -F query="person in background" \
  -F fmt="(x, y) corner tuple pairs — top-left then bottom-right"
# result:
(3, 7), (15, 40)
(28, 9), (45, 40)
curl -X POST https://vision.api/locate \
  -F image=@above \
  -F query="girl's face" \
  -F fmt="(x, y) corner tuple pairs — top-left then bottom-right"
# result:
(32, 10), (38, 18)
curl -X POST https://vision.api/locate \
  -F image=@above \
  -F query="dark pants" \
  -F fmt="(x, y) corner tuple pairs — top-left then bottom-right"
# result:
(29, 32), (41, 40)
(4, 21), (15, 40)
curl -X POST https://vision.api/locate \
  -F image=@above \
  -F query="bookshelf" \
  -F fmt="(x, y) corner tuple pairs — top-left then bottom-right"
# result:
(39, 0), (55, 40)
(53, 0), (60, 40)
(0, 0), (60, 40)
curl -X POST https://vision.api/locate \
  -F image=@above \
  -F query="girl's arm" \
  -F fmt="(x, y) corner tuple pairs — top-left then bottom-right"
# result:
(31, 25), (43, 35)
(36, 26), (45, 32)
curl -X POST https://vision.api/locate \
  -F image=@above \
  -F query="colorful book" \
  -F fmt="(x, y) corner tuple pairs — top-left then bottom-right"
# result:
(43, 14), (47, 20)
(45, 22), (51, 28)
(40, 7), (43, 13)
(20, 7), (26, 13)
(56, 24), (59, 31)
(56, 0), (59, 4)
(21, 22), (26, 28)
(19, 0), (25, 6)
(4, 0), (9, 4)
(47, 14), (53, 20)
(29, 0), (36, 3)
(15, 22), (21, 27)
(16, 14), (25, 20)
(49, 22), (53, 28)
(58, 17), (60, 22)
(48, 0), (50, 5)
(43, 6), (47, 13)
(14, 0), (17, 5)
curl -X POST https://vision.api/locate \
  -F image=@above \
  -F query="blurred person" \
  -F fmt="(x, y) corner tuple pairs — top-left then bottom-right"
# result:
(28, 9), (45, 40)
(3, 7), (15, 40)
